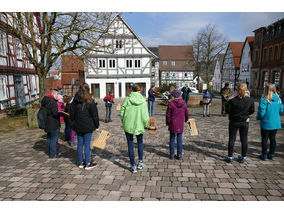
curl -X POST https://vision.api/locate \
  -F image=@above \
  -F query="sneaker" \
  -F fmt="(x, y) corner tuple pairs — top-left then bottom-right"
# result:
(137, 161), (146, 170)
(203, 115), (205, 117)
(78, 162), (85, 169)
(49, 154), (61, 159)
(207, 115), (210, 117)
(225, 156), (233, 163)
(259, 154), (267, 161)
(57, 139), (64, 145)
(169, 154), (176, 159)
(175, 155), (182, 160)
(131, 165), (137, 173)
(237, 155), (246, 163)
(85, 162), (97, 170)
(267, 154), (275, 160)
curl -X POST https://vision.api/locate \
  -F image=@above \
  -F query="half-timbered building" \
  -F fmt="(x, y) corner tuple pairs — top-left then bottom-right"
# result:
(85, 14), (158, 98)
(0, 13), (40, 112)
(221, 42), (244, 90)
(239, 36), (255, 90)
(158, 45), (195, 88)
(212, 54), (224, 92)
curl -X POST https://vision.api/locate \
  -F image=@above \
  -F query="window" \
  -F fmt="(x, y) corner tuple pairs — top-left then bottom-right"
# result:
(262, 71), (268, 88)
(268, 47), (272, 61)
(0, 75), (8, 100)
(184, 73), (188, 77)
(151, 60), (155, 67)
(134, 59), (141, 68)
(0, 33), (7, 55)
(29, 75), (36, 95)
(272, 71), (280, 85)
(109, 59), (116, 68)
(171, 61), (175, 66)
(163, 61), (167, 66)
(126, 59), (132, 68)
(281, 44), (284, 58)
(99, 59), (106, 68)
(274, 46), (279, 60)
(115, 40), (122, 49)
(166, 73), (169, 77)
(16, 40), (22, 58)
(263, 48), (268, 62)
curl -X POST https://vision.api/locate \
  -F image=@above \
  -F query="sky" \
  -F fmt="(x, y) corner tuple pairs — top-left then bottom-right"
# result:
(122, 12), (284, 47)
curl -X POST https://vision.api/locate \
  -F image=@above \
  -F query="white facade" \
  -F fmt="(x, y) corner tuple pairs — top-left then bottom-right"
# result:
(85, 15), (157, 98)
(222, 46), (235, 90)
(160, 71), (194, 87)
(212, 59), (222, 92)
(239, 40), (252, 89)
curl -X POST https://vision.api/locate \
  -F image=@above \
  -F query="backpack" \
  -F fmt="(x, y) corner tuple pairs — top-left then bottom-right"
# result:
(37, 106), (48, 129)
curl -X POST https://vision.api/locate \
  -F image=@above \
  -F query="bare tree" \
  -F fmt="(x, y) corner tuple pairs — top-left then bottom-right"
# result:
(192, 24), (227, 88)
(1, 12), (117, 100)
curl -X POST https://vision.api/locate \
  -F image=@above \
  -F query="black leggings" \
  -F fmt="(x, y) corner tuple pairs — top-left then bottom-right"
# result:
(228, 121), (249, 157)
(261, 129), (277, 155)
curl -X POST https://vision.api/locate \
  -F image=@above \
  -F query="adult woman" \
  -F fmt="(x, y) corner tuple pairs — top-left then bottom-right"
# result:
(120, 84), (149, 173)
(148, 86), (157, 117)
(257, 83), (283, 160)
(70, 83), (99, 170)
(225, 83), (254, 163)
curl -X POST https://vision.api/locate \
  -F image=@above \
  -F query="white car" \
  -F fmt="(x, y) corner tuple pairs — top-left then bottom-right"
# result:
(189, 87), (199, 93)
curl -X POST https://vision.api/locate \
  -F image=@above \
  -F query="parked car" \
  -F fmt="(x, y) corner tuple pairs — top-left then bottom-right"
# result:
(189, 87), (199, 93)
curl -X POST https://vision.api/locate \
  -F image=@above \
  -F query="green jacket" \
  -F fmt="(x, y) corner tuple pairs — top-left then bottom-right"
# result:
(120, 92), (149, 135)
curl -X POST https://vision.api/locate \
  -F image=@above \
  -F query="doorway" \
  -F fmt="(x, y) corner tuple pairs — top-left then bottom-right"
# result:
(14, 74), (26, 108)
(106, 83), (114, 96)
(91, 84), (100, 98)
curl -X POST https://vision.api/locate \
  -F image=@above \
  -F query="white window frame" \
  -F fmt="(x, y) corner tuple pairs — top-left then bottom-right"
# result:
(134, 59), (141, 68)
(0, 32), (7, 56)
(109, 59), (116, 69)
(126, 59), (132, 68)
(115, 40), (122, 49)
(99, 59), (106, 68)
(0, 75), (8, 100)
(171, 61), (175, 66)
(163, 61), (167, 66)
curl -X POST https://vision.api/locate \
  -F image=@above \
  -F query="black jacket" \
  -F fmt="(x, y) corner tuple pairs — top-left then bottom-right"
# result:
(70, 92), (99, 134)
(226, 96), (255, 122)
(181, 87), (191, 97)
(41, 95), (60, 133)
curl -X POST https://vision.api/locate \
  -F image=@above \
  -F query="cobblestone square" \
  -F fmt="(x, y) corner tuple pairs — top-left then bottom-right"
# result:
(0, 98), (283, 201)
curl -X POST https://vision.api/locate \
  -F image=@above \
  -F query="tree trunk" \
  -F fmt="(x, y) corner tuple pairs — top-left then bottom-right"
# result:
(38, 71), (47, 102)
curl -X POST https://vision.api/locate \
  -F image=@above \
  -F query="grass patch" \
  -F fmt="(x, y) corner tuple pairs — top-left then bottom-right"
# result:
(0, 116), (28, 133)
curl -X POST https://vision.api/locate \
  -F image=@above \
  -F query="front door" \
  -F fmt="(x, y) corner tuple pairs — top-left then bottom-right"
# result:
(91, 84), (100, 98)
(106, 83), (114, 96)
(14, 74), (26, 108)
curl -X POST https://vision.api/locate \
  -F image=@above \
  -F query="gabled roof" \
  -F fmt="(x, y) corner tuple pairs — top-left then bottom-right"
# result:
(158, 45), (194, 60)
(229, 42), (245, 68)
(110, 14), (158, 59)
(240, 36), (255, 64)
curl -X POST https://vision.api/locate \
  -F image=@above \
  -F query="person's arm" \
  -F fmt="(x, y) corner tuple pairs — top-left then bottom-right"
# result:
(225, 99), (231, 114)
(91, 101), (99, 129)
(50, 100), (59, 118)
(142, 101), (150, 128)
(279, 99), (283, 115)
(184, 105), (189, 122)
(70, 101), (75, 122)
(120, 98), (127, 121)
(256, 98), (267, 119)
(249, 100), (255, 115)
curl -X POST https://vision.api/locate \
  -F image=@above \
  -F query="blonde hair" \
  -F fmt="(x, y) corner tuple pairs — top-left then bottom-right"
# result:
(263, 83), (278, 103)
(237, 82), (248, 99)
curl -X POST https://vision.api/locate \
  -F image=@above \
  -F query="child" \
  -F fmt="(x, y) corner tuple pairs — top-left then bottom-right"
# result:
(257, 83), (283, 160)
(166, 89), (189, 160)
(56, 94), (65, 145)
(202, 89), (212, 117)
(104, 92), (115, 123)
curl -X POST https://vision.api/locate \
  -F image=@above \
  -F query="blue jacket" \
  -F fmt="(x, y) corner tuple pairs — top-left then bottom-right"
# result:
(203, 93), (212, 105)
(256, 94), (283, 130)
(148, 89), (156, 102)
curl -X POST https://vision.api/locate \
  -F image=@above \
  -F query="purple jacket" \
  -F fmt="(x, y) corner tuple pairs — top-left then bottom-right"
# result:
(166, 98), (189, 133)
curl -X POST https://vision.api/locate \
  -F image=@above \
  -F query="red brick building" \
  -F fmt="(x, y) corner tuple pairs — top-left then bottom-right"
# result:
(61, 55), (84, 96)
(252, 18), (284, 96)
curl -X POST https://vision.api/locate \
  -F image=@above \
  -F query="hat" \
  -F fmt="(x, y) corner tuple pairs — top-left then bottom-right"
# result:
(171, 89), (181, 98)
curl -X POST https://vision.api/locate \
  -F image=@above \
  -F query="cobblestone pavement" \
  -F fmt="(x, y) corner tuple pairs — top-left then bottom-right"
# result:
(0, 98), (284, 201)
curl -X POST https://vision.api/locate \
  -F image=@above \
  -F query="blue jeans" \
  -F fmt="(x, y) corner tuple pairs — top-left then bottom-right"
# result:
(148, 100), (155, 116)
(170, 132), (183, 156)
(125, 132), (143, 166)
(64, 122), (71, 141)
(183, 96), (189, 105)
(77, 132), (92, 164)
(47, 129), (59, 157)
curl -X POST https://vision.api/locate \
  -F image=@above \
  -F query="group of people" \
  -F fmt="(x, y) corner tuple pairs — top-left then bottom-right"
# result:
(40, 81), (283, 173)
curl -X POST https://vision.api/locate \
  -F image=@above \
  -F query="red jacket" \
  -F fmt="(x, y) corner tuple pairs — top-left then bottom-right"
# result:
(104, 94), (114, 107)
